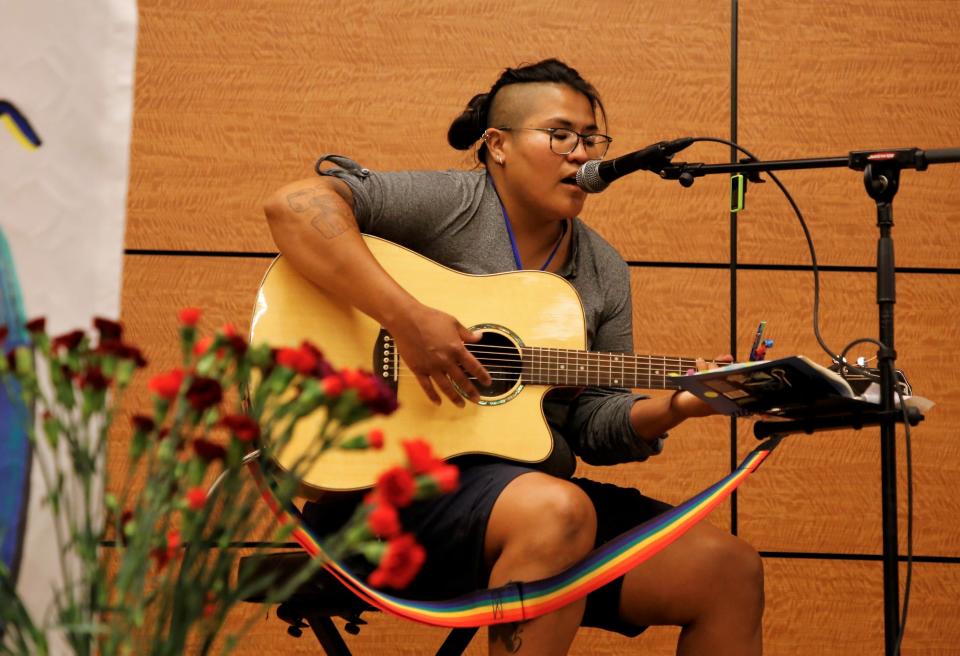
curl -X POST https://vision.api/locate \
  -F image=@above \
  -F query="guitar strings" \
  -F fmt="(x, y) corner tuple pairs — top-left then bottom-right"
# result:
(381, 354), (874, 383)
(385, 372), (686, 382)
(382, 343), (702, 366)
(379, 360), (697, 374)
(383, 339), (702, 363)
(383, 372), (684, 388)
(383, 365), (688, 382)
(380, 359), (703, 373)
(377, 341), (709, 386)
(468, 343), (701, 364)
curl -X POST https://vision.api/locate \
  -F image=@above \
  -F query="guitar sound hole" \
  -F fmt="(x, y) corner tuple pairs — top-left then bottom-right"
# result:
(466, 331), (521, 399)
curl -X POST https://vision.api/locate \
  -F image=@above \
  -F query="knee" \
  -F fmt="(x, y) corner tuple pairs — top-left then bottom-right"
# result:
(540, 483), (597, 549)
(493, 477), (597, 570)
(712, 534), (764, 607)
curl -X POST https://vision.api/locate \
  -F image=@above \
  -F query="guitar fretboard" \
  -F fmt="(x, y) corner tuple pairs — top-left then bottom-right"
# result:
(520, 347), (697, 390)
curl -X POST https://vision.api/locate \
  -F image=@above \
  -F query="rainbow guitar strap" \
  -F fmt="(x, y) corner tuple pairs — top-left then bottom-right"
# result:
(250, 436), (783, 628)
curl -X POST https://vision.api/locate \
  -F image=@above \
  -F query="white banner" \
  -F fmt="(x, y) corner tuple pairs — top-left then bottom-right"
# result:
(0, 0), (138, 642)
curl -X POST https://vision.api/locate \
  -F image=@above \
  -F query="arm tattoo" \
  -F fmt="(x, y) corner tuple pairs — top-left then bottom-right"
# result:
(285, 187), (326, 213)
(285, 186), (351, 239)
(309, 205), (350, 239)
(489, 622), (524, 653)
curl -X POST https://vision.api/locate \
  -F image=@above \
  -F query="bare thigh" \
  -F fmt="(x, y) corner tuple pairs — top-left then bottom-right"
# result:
(618, 520), (764, 629)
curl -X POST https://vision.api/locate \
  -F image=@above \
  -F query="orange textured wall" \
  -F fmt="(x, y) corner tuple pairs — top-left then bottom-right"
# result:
(119, 1), (960, 653)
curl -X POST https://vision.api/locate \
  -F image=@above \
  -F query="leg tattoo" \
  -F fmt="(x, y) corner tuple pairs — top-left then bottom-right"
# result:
(490, 622), (524, 653)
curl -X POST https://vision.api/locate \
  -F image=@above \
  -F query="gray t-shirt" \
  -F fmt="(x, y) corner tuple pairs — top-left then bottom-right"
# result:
(318, 155), (664, 478)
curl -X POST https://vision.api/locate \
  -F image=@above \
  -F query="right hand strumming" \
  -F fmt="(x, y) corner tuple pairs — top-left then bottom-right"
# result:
(389, 303), (492, 407)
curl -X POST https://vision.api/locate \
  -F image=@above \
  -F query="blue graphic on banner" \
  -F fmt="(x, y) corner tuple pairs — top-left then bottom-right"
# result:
(0, 226), (31, 588)
(0, 100), (42, 150)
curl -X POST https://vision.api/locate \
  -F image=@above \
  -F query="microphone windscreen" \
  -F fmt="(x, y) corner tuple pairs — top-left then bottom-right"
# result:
(575, 160), (607, 193)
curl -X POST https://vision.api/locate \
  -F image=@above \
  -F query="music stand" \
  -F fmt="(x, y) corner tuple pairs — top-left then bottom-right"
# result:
(658, 145), (960, 655)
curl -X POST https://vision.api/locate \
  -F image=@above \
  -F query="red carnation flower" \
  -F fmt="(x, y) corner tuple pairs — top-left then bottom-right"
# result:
(203, 591), (218, 618)
(178, 307), (202, 327)
(77, 366), (109, 390)
(430, 464), (460, 493)
(148, 368), (185, 401)
(51, 330), (85, 352)
(357, 379), (380, 403)
(152, 528), (182, 570)
(300, 340), (334, 377)
(335, 368), (398, 415)
(358, 373), (398, 416)
(375, 466), (416, 508)
(222, 322), (238, 337)
(276, 346), (318, 376)
(368, 533), (426, 590)
(226, 334), (247, 357)
(367, 502), (401, 538)
(185, 376), (222, 412)
(339, 368), (364, 389)
(122, 344), (148, 367)
(367, 429), (385, 449)
(25, 317), (46, 334)
(322, 374), (344, 398)
(131, 414), (155, 434)
(193, 437), (227, 462)
(185, 486), (207, 511)
(93, 317), (123, 342)
(219, 414), (260, 442)
(193, 335), (216, 357)
(402, 438), (443, 475)
(95, 340), (147, 367)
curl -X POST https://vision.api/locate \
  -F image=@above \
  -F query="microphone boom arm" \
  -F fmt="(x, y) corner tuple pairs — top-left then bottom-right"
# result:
(657, 146), (960, 188)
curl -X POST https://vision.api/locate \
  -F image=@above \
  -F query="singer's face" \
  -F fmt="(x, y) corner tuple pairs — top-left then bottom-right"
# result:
(497, 83), (596, 223)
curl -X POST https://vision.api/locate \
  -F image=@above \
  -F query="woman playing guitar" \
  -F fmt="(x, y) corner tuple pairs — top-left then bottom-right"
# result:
(264, 59), (763, 656)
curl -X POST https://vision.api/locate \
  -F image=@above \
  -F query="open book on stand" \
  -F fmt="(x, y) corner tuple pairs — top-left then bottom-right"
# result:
(672, 355), (921, 418)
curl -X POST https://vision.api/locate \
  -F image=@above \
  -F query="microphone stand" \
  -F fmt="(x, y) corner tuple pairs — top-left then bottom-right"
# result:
(658, 146), (960, 656)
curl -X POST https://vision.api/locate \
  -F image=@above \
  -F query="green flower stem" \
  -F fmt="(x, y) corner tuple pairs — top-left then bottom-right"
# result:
(24, 404), (75, 621)
(221, 555), (324, 656)
(0, 566), (49, 654)
(179, 326), (196, 365)
(2, 321), (410, 655)
(145, 507), (178, 651)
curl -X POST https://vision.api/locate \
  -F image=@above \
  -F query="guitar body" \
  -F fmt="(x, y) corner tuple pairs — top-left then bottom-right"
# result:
(251, 235), (588, 495)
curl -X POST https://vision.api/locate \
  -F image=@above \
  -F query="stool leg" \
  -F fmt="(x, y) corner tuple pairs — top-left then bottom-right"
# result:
(435, 627), (478, 656)
(304, 612), (353, 656)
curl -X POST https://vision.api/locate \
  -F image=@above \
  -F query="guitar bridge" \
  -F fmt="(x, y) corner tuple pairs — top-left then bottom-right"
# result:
(373, 328), (399, 395)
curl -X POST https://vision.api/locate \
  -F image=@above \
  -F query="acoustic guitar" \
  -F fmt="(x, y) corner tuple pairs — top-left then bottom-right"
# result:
(250, 235), (708, 495)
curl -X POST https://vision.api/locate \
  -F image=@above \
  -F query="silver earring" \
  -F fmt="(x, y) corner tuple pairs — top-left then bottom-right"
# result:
(497, 155), (503, 165)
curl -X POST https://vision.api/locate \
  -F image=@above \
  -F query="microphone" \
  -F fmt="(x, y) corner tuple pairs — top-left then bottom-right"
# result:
(575, 137), (695, 193)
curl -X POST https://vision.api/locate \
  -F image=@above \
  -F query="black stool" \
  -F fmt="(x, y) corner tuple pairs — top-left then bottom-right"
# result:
(238, 552), (477, 655)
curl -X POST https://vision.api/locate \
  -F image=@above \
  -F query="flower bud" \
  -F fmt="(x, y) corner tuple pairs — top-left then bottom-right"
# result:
(367, 533), (426, 590)
(366, 502), (401, 537)
(185, 486), (207, 511)
(177, 307), (202, 327)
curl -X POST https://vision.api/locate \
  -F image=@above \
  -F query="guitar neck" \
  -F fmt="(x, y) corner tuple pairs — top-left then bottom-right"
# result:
(520, 347), (696, 390)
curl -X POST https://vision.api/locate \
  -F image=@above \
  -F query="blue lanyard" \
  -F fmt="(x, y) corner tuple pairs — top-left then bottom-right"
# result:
(490, 179), (568, 271)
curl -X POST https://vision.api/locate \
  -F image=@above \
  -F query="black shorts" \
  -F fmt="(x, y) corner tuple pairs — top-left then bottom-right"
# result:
(301, 461), (672, 637)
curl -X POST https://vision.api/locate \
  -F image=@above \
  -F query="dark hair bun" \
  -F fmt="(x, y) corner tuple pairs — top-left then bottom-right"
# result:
(447, 92), (488, 151)
(446, 59), (604, 166)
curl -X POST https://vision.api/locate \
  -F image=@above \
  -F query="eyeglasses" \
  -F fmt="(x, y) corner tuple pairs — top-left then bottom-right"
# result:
(496, 127), (612, 159)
